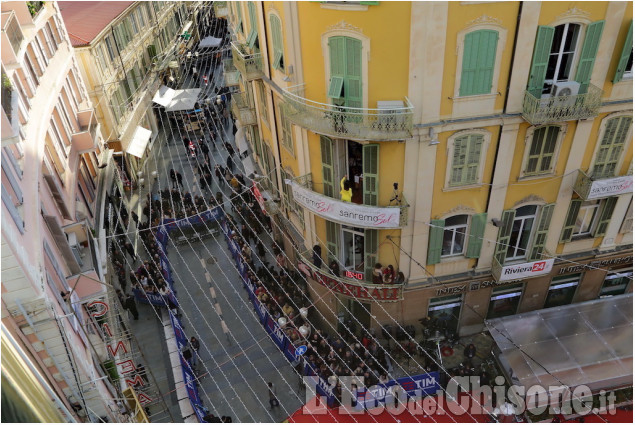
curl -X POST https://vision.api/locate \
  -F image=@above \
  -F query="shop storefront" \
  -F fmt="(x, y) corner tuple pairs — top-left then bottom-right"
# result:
(486, 283), (524, 319)
(599, 268), (632, 297)
(427, 295), (462, 332)
(544, 274), (581, 308)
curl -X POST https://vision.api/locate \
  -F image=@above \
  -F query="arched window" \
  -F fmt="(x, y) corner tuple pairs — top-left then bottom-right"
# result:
(524, 125), (560, 175)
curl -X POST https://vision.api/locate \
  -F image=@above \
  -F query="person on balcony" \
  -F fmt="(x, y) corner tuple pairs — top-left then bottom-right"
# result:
(340, 176), (352, 202)
(382, 265), (396, 284)
(372, 263), (383, 284)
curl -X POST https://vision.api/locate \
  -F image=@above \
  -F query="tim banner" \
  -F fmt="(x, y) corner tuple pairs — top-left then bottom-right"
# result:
(356, 373), (441, 409)
(287, 180), (402, 229)
(132, 288), (178, 307)
(498, 258), (555, 282)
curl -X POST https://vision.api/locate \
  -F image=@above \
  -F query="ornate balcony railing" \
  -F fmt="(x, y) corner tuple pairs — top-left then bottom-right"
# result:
(298, 250), (404, 302)
(213, 1), (228, 18)
(231, 42), (263, 81)
(573, 169), (633, 200)
(521, 84), (603, 125)
(223, 58), (239, 87)
(280, 85), (413, 141)
(231, 92), (257, 126)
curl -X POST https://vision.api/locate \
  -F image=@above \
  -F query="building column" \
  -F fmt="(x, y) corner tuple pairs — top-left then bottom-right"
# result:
(477, 122), (520, 273)
(505, 1), (541, 114)
(545, 120), (594, 252)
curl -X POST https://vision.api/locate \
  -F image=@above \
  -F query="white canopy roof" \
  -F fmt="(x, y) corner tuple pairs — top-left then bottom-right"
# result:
(199, 36), (223, 48)
(126, 126), (152, 158)
(152, 85), (176, 107)
(487, 294), (633, 403)
(165, 88), (202, 112)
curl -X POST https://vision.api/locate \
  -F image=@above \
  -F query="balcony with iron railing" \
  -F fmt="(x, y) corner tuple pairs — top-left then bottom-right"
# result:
(290, 172), (409, 228)
(281, 85), (414, 141)
(72, 110), (99, 152)
(213, 1), (229, 18)
(231, 42), (263, 81)
(223, 58), (239, 87)
(231, 92), (257, 126)
(298, 250), (405, 302)
(573, 169), (633, 201)
(521, 84), (603, 125)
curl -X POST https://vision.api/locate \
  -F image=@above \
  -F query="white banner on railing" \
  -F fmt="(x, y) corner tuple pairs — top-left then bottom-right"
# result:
(588, 175), (633, 199)
(287, 180), (401, 228)
(499, 258), (555, 282)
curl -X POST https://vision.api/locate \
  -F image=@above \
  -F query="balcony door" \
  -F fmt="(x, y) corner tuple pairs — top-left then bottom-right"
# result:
(341, 225), (364, 273)
(328, 36), (362, 109)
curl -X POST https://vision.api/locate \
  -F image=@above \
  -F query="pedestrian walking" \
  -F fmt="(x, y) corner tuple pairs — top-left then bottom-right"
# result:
(224, 142), (235, 157)
(181, 345), (193, 369)
(125, 242), (135, 259)
(170, 169), (177, 189)
(190, 336), (200, 366)
(226, 155), (234, 173)
(268, 382), (279, 409)
(200, 140), (210, 164)
(176, 171), (183, 188)
(124, 294), (139, 320)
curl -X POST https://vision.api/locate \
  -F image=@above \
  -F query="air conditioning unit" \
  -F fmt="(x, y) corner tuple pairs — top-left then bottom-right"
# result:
(551, 81), (580, 106)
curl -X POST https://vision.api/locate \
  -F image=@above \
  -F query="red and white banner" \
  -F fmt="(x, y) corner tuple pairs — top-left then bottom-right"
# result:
(588, 175), (633, 199)
(498, 259), (555, 282)
(287, 181), (402, 228)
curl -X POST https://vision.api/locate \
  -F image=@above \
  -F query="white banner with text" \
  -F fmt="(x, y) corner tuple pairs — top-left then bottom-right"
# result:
(287, 180), (402, 228)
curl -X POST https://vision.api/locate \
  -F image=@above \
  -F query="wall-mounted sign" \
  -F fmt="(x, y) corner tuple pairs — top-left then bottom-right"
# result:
(299, 261), (403, 301)
(345, 270), (364, 280)
(558, 255), (633, 275)
(588, 175), (633, 199)
(498, 259), (555, 282)
(287, 180), (402, 228)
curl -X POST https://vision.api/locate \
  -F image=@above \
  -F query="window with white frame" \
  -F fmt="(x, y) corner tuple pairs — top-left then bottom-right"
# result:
(591, 115), (632, 179)
(441, 215), (468, 257)
(545, 23), (581, 91)
(507, 205), (537, 260)
(573, 200), (600, 237)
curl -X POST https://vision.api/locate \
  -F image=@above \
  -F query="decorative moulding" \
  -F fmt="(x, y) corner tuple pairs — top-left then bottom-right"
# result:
(513, 194), (545, 208)
(466, 14), (502, 28)
(555, 7), (591, 23)
(327, 20), (363, 34)
(438, 204), (477, 219)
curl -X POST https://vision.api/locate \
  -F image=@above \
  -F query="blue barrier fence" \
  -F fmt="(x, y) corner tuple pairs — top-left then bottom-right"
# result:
(151, 207), (225, 422)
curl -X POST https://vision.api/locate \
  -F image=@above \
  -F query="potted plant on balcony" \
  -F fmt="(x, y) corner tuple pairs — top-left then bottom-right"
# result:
(2, 73), (13, 121)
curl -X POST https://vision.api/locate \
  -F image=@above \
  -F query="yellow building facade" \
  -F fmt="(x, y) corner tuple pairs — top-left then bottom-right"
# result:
(225, 1), (632, 336)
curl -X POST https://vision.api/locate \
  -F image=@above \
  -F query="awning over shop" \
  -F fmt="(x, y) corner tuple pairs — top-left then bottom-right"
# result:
(152, 85), (176, 107)
(487, 294), (633, 404)
(165, 88), (202, 112)
(199, 35), (223, 48)
(126, 126), (152, 158)
(234, 126), (254, 177)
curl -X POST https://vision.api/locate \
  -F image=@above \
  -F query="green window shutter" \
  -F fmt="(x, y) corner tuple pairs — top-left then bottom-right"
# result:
(360, 1), (380, 5)
(527, 26), (555, 98)
(528, 203), (555, 261)
(526, 126), (559, 174)
(592, 116), (632, 179)
(326, 220), (339, 263)
(460, 30), (498, 96)
(364, 229), (378, 281)
(494, 209), (516, 264)
(427, 219), (445, 265)
(451, 134), (482, 186)
(614, 21), (633, 83)
(147, 44), (157, 61)
(327, 76), (344, 99)
(362, 144), (379, 206)
(466, 213), (487, 258)
(236, 2), (243, 33)
(575, 20), (605, 94)
(247, 2), (258, 47)
(465, 134), (484, 184)
(320, 136), (335, 197)
(270, 15), (284, 70)
(450, 135), (469, 185)
(344, 37), (362, 108)
(593, 197), (618, 237)
(560, 200), (582, 243)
